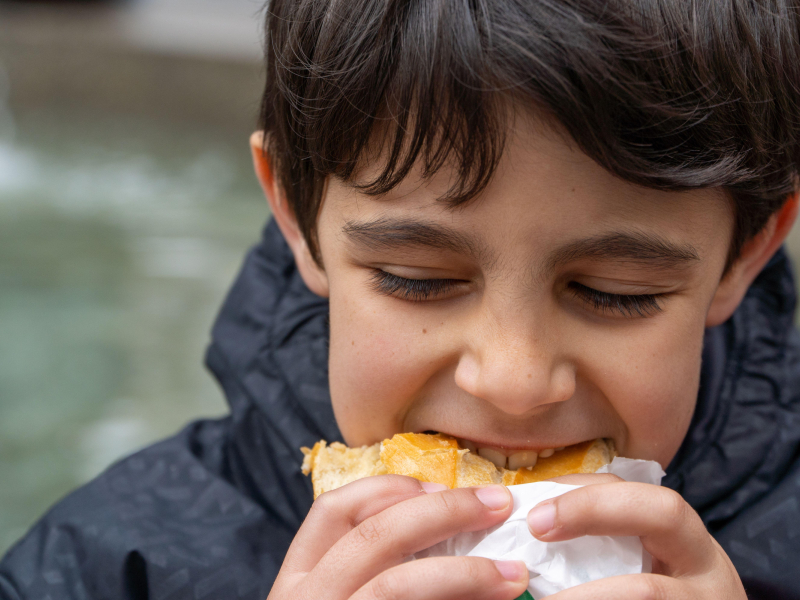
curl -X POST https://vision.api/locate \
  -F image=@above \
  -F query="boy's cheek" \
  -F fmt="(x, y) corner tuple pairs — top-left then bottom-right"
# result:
(590, 314), (704, 464)
(327, 294), (446, 444)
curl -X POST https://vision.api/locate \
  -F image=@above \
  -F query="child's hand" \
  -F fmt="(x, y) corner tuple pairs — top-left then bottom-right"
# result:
(527, 474), (747, 599)
(268, 475), (529, 600)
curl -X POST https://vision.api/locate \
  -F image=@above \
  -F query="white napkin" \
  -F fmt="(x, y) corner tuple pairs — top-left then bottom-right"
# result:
(413, 457), (666, 598)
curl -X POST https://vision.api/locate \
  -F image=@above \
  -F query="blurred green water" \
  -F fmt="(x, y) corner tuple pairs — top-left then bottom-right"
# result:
(0, 108), (268, 555)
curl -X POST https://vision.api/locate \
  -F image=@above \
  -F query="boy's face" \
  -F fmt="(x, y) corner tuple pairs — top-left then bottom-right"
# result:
(297, 118), (736, 467)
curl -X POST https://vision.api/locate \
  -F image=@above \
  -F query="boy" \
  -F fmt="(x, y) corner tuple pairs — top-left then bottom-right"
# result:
(2, 0), (800, 598)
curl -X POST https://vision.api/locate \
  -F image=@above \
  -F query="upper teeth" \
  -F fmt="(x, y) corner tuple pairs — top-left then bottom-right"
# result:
(508, 450), (538, 470)
(477, 447), (507, 469)
(462, 441), (561, 470)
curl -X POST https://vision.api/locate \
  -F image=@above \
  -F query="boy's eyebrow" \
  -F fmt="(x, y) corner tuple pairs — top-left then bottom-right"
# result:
(546, 232), (700, 272)
(343, 219), (700, 271)
(342, 217), (487, 259)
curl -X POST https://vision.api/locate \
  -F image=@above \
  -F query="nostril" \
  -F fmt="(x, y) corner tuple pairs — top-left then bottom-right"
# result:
(455, 347), (575, 413)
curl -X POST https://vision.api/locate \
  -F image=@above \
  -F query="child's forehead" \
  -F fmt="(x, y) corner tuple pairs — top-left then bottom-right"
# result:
(337, 113), (733, 231)
(325, 127), (733, 274)
(347, 106), (561, 189)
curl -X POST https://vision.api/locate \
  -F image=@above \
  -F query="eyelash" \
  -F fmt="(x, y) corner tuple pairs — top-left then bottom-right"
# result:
(370, 270), (664, 317)
(567, 282), (663, 317)
(370, 270), (461, 301)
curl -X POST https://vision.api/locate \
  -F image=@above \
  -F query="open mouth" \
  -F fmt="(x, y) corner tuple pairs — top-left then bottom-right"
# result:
(303, 431), (617, 497)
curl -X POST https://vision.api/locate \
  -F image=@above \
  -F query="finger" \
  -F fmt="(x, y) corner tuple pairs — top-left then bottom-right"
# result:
(305, 485), (513, 599)
(285, 475), (437, 574)
(545, 573), (689, 600)
(349, 557), (528, 600)
(547, 473), (624, 486)
(526, 483), (714, 576)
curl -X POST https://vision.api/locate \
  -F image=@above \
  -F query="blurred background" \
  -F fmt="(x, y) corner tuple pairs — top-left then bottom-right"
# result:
(3, 0), (800, 560)
(0, 0), (269, 554)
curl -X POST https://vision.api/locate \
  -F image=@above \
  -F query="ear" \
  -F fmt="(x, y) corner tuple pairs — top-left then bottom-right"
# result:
(250, 131), (329, 298)
(706, 193), (799, 327)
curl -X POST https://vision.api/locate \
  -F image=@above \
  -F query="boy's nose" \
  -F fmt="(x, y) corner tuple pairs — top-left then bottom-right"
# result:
(453, 319), (575, 416)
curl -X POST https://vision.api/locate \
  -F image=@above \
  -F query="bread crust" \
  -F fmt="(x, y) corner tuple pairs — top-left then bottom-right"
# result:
(302, 433), (616, 498)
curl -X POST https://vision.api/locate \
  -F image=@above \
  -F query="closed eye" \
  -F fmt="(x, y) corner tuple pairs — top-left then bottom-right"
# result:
(369, 271), (664, 316)
(369, 270), (463, 301)
(568, 282), (663, 317)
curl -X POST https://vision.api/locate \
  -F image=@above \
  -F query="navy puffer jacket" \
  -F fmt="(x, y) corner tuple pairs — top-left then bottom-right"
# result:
(2, 219), (799, 599)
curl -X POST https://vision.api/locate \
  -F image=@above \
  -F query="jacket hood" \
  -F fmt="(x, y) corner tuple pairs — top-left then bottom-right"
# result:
(205, 220), (339, 531)
(665, 244), (800, 531)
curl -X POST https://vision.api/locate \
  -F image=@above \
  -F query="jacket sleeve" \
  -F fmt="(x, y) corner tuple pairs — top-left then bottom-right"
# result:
(0, 419), (294, 600)
(0, 481), (152, 600)
(713, 457), (800, 600)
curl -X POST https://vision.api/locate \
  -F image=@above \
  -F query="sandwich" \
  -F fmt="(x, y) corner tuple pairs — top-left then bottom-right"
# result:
(302, 432), (616, 499)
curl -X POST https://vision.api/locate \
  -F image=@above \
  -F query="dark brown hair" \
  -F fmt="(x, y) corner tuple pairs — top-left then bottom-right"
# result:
(259, 0), (800, 267)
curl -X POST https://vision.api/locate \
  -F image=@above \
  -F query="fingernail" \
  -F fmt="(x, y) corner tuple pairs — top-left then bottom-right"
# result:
(527, 503), (556, 536)
(421, 482), (448, 493)
(494, 560), (527, 582)
(475, 485), (511, 510)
